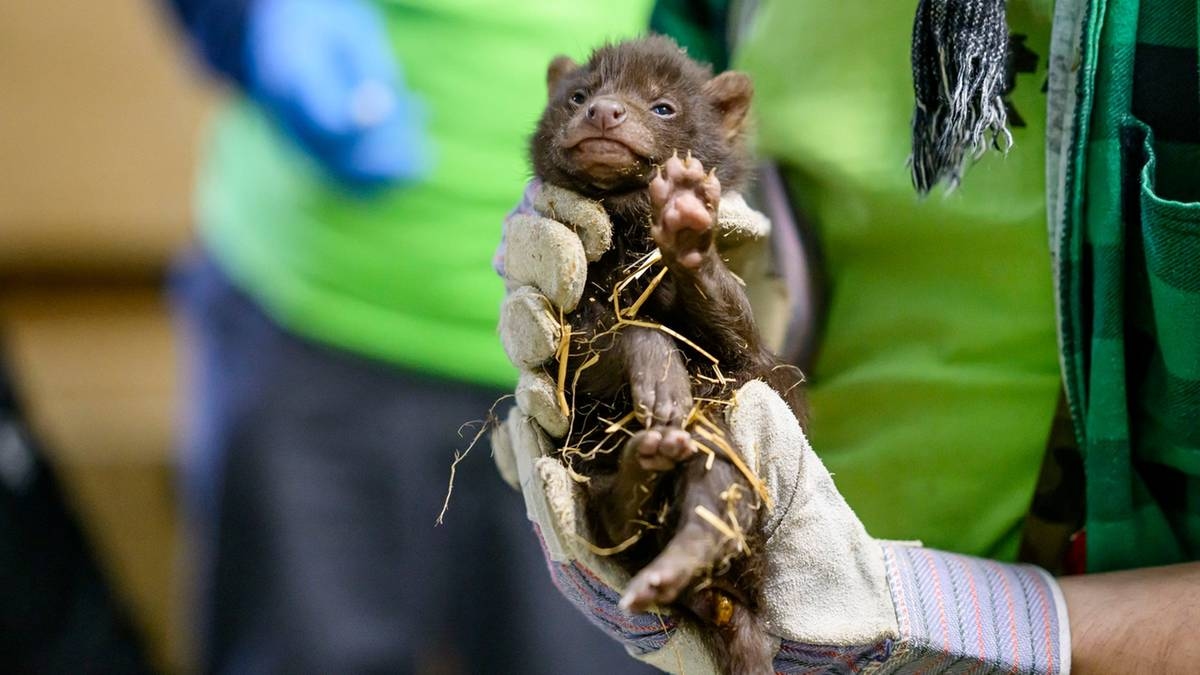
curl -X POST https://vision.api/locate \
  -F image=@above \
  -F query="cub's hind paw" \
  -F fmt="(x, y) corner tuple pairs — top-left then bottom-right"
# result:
(618, 532), (708, 612)
(630, 428), (695, 472)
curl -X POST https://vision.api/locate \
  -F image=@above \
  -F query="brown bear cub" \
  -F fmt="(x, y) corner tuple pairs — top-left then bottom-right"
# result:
(529, 35), (804, 674)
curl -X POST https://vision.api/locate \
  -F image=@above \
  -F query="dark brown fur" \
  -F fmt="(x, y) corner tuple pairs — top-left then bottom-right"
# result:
(529, 36), (804, 674)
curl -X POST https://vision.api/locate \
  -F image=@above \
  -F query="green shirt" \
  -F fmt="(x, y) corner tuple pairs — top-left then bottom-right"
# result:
(197, 0), (652, 389)
(736, 0), (1061, 560)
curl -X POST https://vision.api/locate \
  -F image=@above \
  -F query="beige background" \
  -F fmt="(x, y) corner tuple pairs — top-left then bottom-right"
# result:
(0, 1), (218, 671)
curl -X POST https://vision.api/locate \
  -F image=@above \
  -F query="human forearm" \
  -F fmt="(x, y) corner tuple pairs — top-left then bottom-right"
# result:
(1059, 562), (1200, 674)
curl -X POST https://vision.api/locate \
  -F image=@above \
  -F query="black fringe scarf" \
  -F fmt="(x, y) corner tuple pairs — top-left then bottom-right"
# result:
(909, 0), (1012, 194)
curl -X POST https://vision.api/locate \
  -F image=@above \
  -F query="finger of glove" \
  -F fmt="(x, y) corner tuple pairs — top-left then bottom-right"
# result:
(499, 286), (561, 369)
(540, 538), (687, 661)
(524, 456), (689, 661)
(503, 214), (588, 313)
(494, 181), (542, 278)
(503, 410), (624, 590)
(506, 408), (570, 560)
(508, 411), (620, 588)
(506, 412), (626, 590)
(490, 414), (519, 490)
(715, 191), (771, 250)
(727, 381), (895, 647)
(531, 184), (612, 262)
(516, 370), (569, 438)
(635, 624), (750, 675)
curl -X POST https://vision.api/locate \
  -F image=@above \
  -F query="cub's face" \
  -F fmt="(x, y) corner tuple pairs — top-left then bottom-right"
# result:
(531, 37), (752, 200)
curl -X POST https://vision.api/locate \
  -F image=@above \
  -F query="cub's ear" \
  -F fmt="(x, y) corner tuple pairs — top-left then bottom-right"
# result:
(546, 56), (579, 96)
(703, 71), (753, 141)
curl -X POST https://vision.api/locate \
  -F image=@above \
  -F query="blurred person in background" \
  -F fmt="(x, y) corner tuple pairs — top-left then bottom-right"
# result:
(164, 0), (660, 673)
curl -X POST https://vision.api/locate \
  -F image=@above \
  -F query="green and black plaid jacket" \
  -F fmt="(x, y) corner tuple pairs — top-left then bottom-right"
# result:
(1047, 0), (1200, 571)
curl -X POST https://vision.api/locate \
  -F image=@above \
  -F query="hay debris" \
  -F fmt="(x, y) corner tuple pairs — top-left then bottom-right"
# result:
(437, 395), (512, 525)
(692, 410), (772, 511)
(694, 505), (742, 550)
(602, 410), (638, 435)
(547, 236), (771, 584)
(622, 266), (668, 319)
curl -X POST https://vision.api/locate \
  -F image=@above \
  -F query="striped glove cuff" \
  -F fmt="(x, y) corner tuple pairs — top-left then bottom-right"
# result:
(774, 544), (1070, 674)
(879, 543), (1070, 674)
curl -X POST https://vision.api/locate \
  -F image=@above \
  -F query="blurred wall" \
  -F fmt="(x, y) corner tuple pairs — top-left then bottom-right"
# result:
(0, 1), (217, 672)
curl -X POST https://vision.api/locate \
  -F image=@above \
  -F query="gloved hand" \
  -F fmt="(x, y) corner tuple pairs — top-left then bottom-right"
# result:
(492, 184), (1071, 674)
(245, 0), (428, 188)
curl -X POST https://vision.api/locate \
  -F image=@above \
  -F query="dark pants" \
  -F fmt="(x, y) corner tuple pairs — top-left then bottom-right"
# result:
(173, 254), (655, 675)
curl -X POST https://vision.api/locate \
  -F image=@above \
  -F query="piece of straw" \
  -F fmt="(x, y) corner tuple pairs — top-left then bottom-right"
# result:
(555, 317), (572, 418)
(694, 504), (739, 542)
(691, 411), (773, 510)
(622, 267), (669, 319)
(436, 395), (512, 525)
(603, 410), (638, 435)
(574, 530), (643, 556)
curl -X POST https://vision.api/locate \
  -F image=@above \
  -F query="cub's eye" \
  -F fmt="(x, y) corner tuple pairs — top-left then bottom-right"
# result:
(650, 102), (676, 117)
(570, 91), (587, 105)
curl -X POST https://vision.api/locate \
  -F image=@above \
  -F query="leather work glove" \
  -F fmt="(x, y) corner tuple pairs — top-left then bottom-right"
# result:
(245, 0), (428, 188)
(492, 183), (1071, 674)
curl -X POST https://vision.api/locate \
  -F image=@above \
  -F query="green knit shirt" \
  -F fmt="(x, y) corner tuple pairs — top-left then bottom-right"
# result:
(735, 0), (1060, 560)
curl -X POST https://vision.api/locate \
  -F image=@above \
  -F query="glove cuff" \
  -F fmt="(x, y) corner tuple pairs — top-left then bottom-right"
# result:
(878, 543), (1071, 674)
(772, 544), (1070, 674)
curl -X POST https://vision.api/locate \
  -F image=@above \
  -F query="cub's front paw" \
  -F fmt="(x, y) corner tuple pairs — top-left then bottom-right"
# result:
(649, 151), (721, 269)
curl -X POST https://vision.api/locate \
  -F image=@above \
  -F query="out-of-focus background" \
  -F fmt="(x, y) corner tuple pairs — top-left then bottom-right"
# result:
(1, 2), (215, 671)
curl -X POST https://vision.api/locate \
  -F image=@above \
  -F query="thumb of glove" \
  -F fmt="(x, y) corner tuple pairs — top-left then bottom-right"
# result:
(726, 380), (898, 646)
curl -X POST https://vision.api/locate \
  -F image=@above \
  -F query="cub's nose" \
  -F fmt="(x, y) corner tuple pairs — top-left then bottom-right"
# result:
(586, 98), (627, 130)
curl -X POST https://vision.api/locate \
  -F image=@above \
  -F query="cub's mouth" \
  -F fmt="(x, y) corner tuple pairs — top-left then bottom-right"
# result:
(565, 136), (650, 190)
(572, 138), (641, 165)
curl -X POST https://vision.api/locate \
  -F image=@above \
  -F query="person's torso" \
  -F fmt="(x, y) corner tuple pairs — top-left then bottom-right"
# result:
(736, 0), (1060, 559)
(198, 0), (653, 388)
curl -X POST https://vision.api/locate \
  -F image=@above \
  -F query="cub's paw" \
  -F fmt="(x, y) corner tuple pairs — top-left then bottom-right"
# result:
(619, 529), (709, 612)
(649, 151), (721, 269)
(629, 428), (695, 472)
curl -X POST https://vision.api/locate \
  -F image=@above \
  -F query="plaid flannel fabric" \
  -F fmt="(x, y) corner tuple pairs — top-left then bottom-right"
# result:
(1049, 0), (1200, 572)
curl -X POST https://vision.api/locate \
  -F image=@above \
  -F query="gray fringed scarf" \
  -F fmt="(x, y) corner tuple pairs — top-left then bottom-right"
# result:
(909, 0), (1012, 194)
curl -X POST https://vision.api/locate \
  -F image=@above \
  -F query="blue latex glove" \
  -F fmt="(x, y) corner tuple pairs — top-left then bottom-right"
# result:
(245, 0), (429, 188)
